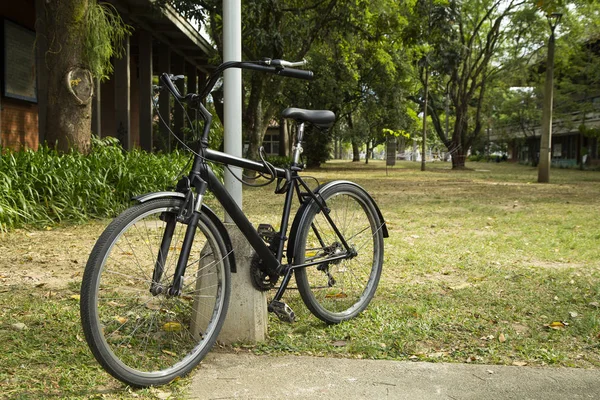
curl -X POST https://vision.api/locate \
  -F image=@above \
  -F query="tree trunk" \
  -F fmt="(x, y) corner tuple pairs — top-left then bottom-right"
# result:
(450, 145), (468, 169)
(365, 141), (371, 164)
(41, 0), (93, 153)
(352, 140), (360, 162)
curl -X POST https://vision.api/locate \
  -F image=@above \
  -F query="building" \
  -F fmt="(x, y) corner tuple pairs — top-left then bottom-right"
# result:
(0, 0), (214, 151)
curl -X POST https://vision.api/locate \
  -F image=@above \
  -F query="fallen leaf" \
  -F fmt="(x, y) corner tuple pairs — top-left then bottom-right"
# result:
(70, 294), (80, 301)
(161, 349), (177, 356)
(325, 292), (348, 299)
(115, 316), (128, 324)
(545, 321), (568, 330)
(498, 333), (506, 343)
(332, 340), (347, 347)
(512, 361), (528, 366)
(569, 311), (578, 318)
(162, 322), (183, 332)
(588, 302), (599, 309)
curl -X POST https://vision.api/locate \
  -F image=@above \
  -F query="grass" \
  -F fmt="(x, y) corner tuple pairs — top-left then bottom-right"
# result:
(242, 160), (600, 368)
(0, 160), (599, 398)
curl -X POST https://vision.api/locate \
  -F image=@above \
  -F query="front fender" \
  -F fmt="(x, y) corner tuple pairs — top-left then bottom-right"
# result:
(134, 191), (237, 273)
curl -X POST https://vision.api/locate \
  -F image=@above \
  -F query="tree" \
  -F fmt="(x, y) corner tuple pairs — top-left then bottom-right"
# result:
(412, 0), (548, 169)
(38, 1), (130, 152)
(170, 0), (414, 167)
(494, 86), (542, 164)
(170, 0), (345, 162)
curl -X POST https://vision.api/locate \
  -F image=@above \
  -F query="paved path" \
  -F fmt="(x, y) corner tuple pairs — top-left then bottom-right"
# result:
(188, 353), (600, 399)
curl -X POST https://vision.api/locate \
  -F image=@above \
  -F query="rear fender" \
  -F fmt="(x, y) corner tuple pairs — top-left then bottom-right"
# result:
(286, 180), (388, 265)
(134, 191), (237, 273)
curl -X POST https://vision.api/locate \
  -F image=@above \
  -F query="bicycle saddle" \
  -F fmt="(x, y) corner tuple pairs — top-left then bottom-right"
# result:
(282, 107), (335, 129)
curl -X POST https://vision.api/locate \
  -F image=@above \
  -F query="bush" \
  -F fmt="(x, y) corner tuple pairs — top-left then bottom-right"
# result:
(0, 137), (199, 231)
(266, 155), (292, 168)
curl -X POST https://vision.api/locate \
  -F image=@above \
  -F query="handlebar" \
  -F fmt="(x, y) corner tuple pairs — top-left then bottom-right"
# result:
(160, 59), (313, 103)
(158, 58), (314, 150)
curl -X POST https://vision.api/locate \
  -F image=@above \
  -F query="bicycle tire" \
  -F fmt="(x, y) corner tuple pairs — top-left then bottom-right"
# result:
(294, 182), (384, 324)
(80, 198), (231, 387)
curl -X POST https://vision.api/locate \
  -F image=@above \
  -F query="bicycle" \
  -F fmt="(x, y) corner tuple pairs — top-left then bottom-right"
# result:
(80, 58), (389, 388)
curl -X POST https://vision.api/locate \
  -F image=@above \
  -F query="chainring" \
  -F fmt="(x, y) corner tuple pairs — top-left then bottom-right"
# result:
(250, 253), (278, 291)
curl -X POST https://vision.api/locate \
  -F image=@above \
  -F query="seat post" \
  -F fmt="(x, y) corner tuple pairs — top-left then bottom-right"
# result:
(292, 122), (305, 165)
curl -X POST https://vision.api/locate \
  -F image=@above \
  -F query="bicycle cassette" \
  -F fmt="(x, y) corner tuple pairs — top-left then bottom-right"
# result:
(250, 253), (278, 291)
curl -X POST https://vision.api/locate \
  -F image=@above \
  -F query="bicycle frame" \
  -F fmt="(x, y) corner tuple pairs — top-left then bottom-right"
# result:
(149, 60), (386, 307)
(162, 141), (355, 303)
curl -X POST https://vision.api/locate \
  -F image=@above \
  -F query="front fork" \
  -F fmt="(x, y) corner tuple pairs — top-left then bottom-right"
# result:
(150, 176), (207, 297)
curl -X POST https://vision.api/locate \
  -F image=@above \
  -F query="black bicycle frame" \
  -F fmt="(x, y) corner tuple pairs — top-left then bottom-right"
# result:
(153, 147), (356, 302)
(153, 61), (353, 302)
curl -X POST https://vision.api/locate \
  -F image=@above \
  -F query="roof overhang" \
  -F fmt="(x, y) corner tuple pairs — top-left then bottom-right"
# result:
(106, 0), (216, 72)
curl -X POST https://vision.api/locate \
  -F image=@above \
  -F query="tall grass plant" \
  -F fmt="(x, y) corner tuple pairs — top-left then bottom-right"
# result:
(0, 137), (192, 231)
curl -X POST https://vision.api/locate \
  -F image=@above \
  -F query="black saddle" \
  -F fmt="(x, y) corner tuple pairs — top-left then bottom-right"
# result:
(281, 107), (335, 129)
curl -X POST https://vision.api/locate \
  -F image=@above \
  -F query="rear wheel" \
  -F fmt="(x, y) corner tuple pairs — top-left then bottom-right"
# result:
(294, 183), (384, 324)
(80, 198), (230, 387)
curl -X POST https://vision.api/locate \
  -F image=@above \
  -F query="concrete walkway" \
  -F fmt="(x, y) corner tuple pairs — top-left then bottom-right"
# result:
(188, 352), (600, 399)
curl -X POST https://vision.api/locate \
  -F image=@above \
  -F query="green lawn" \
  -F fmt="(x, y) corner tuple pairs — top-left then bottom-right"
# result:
(244, 161), (600, 368)
(1, 160), (599, 398)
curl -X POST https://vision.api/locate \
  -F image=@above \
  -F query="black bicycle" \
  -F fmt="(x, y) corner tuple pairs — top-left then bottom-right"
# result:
(80, 58), (388, 388)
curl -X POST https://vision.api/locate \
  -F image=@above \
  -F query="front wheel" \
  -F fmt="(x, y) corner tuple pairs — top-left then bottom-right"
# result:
(294, 183), (384, 324)
(80, 198), (231, 387)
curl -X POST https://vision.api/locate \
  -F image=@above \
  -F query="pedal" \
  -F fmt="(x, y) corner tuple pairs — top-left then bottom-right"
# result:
(257, 224), (276, 242)
(268, 300), (296, 323)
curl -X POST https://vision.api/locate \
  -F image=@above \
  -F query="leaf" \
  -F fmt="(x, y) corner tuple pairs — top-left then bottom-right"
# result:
(161, 349), (177, 356)
(115, 316), (128, 324)
(332, 340), (347, 347)
(325, 292), (348, 299)
(498, 333), (506, 343)
(70, 294), (80, 301)
(545, 321), (568, 330)
(512, 361), (528, 366)
(162, 322), (183, 332)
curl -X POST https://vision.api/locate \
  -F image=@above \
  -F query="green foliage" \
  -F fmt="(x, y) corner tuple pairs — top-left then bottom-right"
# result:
(303, 126), (332, 168)
(266, 155), (292, 168)
(84, 1), (132, 81)
(0, 138), (191, 232)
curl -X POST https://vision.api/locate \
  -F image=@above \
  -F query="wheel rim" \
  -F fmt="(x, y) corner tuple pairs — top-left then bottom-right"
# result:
(300, 191), (381, 317)
(91, 206), (227, 378)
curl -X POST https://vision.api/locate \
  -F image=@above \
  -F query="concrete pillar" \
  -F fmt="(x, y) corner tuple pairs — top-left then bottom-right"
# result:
(191, 223), (268, 344)
(173, 54), (186, 147)
(114, 35), (131, 150)
(158, 43), (171, 152)
(139, 30), (153, 152)
(218, 224), (268, 343)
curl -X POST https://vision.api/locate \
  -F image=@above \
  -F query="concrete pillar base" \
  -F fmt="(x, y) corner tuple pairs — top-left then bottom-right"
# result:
(218, 224), (268, 344)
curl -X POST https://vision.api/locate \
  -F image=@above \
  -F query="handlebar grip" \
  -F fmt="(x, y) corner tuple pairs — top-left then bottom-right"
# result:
(160, 73), (184, 100)
(276, 68), (314, 81)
